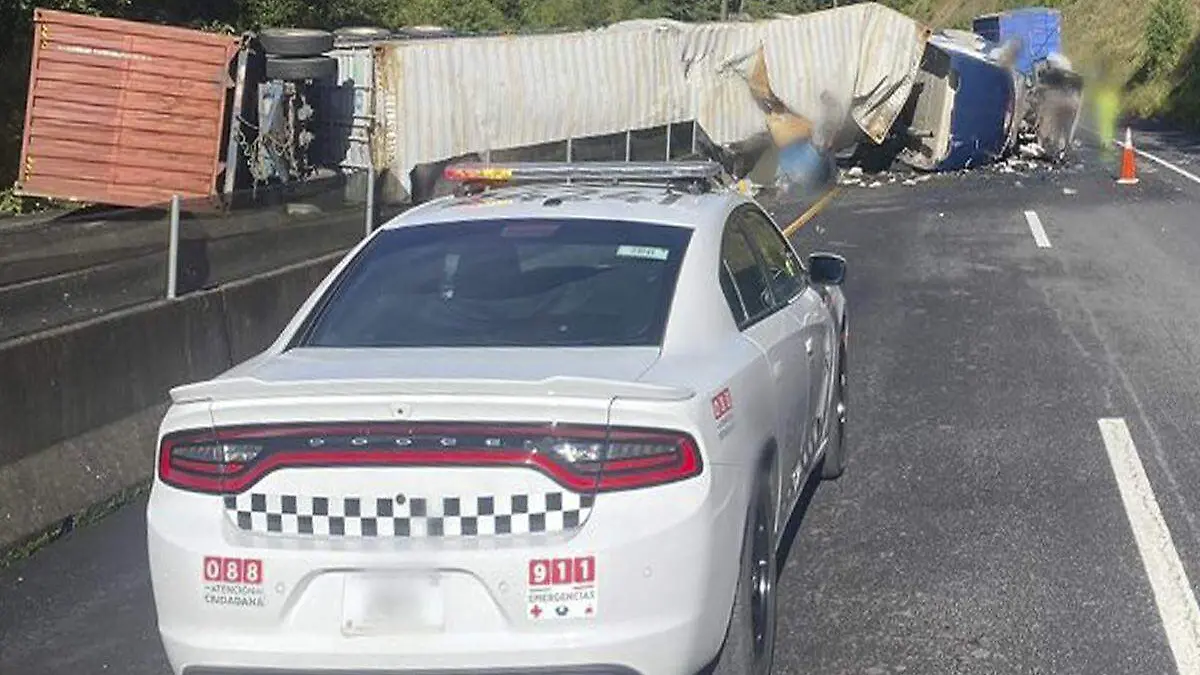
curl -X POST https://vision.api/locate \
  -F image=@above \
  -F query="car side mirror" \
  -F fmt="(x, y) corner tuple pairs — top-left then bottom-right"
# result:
(808, 252), (846, 286)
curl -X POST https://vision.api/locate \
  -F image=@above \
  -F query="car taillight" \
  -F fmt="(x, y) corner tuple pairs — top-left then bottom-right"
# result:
(159, 424), (701, 494)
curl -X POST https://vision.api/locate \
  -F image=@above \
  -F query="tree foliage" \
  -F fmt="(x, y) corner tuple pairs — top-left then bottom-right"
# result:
(1143, 0), (1193, 77)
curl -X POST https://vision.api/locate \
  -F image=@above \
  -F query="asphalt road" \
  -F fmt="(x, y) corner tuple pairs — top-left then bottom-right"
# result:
(4, 134), (1200, 674)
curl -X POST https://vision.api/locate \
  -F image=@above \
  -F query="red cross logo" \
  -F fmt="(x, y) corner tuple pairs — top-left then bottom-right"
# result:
(530, 604), (542, 618)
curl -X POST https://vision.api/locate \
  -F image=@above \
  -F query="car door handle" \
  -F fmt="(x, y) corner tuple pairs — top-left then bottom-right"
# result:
(805, 337), (815, 355)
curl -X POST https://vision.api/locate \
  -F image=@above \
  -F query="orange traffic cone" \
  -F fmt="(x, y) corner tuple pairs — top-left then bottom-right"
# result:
(1118, 127), (1139, 185)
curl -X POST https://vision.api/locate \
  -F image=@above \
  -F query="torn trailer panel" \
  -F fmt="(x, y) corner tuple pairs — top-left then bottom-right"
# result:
(17, 9), (241, 208)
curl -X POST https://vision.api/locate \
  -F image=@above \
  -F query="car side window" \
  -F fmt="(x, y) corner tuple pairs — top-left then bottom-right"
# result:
(719, 220), (773, 325)
(719, 260), (748, 325)
(738, 208), (806, 305)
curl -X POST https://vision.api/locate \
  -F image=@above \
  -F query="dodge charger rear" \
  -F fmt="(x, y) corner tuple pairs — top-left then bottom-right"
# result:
(147, 163), (844, 672)
(148, 191), (758, 675)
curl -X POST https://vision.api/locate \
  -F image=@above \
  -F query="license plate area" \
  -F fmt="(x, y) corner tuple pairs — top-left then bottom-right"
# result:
(341, 571), (445, 635)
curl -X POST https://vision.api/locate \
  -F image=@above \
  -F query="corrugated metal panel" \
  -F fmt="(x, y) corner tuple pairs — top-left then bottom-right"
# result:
(315, 44), (375, 170)
(17, 9), (239, 207)
(377, 26), (687, 184)
(373, 2), (927, 194)
(677, 3), (927, 146)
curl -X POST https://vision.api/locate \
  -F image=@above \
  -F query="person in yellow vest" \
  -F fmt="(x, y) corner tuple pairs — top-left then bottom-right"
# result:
(1093, 56), (1121, 158)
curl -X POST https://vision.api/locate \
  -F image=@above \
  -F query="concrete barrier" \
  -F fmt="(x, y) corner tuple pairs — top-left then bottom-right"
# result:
(221, 254), (343, 363)
(0, 251), (344, 553)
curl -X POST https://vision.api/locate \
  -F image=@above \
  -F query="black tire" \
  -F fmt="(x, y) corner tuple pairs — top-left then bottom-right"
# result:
(334, 26), (391, 41)
(259, 28), (334, 57)
(711, 469), (778, 675)
(821, 327), (848, 480)
(266, 55), (338, 82)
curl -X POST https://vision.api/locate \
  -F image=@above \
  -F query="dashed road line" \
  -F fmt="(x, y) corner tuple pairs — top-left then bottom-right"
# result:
(1023, 210), (1051, 248)
(1097, 418), (1200, 675)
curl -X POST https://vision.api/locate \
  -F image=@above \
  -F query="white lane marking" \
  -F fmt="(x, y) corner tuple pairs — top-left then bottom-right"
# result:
(1023, 210), (1051, 248)
(1098, 418), (1200, 674)
(1115, 138), (1200, 186)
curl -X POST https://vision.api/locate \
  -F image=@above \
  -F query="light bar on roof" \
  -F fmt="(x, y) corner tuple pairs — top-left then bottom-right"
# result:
(442, 161), (724, 184)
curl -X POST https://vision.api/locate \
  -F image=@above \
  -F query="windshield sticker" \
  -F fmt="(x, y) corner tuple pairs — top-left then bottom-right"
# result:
(527, 556), (597, 621)
(616, 245), (669, 261)
(501, 222), (560, 238)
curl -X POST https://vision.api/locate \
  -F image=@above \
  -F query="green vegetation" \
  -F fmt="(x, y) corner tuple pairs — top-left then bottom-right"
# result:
(1144, 0), (1192, 77)
(2, 0), (1199, 214)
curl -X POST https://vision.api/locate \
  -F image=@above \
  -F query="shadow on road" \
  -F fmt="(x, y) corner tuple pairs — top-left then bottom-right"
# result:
(776, 465), (824, 577)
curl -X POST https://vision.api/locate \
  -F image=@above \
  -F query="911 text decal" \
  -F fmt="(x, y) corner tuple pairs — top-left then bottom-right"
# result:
(713, 388), (735, 438)
(712, 388), (734, 421)
(527, 556), (597, 620)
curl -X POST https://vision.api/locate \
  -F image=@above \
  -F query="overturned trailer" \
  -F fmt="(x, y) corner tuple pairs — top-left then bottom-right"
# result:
(314, 2), (931, 202)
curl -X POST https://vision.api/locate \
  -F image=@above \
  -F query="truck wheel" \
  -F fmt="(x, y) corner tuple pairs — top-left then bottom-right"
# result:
(259, 28), (334, 57)
(711, 471), (777, 675)
(266, 55), (338, 82)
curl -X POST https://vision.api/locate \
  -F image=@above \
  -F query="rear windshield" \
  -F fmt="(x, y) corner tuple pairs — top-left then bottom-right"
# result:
(298, 218), (693, 348)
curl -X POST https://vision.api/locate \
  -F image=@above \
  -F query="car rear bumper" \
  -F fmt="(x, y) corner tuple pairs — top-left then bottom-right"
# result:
(148, 466), (748, 675)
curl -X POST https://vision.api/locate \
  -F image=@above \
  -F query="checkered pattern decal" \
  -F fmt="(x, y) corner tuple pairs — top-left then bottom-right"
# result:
(223, 492), (595, 538)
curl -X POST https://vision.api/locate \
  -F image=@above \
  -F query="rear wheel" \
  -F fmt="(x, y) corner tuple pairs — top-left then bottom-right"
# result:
(712, 472), (777, 675)
(259, 28), (334, 57)
(265, 55), (338, 82)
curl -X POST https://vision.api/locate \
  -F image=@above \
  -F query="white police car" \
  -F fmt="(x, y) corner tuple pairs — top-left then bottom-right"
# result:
(147, 161), (849, 675)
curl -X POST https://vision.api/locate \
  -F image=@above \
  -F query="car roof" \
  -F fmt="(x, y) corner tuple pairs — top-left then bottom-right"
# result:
(385, 183), (752, 231)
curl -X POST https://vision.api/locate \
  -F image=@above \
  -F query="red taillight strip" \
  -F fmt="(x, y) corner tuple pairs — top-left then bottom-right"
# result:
(159, 423), (702, 495)
(169, 458), (245, 475)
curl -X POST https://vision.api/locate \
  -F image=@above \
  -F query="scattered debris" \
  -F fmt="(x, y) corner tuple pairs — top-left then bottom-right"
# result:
(1019, 142), (1046, 159)
(734, 179), (762, 196)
